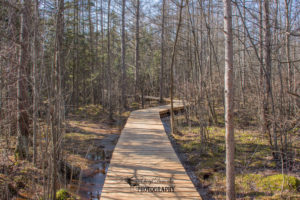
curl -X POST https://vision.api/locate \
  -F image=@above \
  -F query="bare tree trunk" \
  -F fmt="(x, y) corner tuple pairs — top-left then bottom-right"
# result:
(242, 0), (246, 106)
(263, 0), (278, 160)
(88, 0), (95, 104)
(32, 0), (39, 165)
(51, 1), (64, 199)
(107, 0), (113, 120)
(170, 0), (184, 135)
(160, 0), (166, 102)
(135, 0), (140, 101)
(258, 0), (268, 140)
(16, 0), (31, 161)
(187, 1), (203, 97)
(121, 0), (127, 109)
(263, 0), (272, 113)
(75, 0), (79, 107)
(223, 0), (235, 199)
(95, 0), (101, 104)
(285, 0), (293, 114)
(101, 0), (105, 107)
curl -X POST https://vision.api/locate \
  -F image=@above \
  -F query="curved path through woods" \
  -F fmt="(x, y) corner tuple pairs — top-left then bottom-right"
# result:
(101, 100), (201, 199)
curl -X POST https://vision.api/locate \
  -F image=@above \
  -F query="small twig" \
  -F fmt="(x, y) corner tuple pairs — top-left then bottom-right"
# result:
(287, 91), (300, 99)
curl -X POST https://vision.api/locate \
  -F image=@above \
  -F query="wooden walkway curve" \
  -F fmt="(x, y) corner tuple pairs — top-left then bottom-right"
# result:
(101, 101), (201, 199)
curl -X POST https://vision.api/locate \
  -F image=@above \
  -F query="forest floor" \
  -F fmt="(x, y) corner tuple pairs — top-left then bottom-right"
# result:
(0, 104), (126, 200)
(162, 110), (300, 200)
(1, 100), (299, 200)
(0, 99), (167, 200)
(63, 104), (127, 200)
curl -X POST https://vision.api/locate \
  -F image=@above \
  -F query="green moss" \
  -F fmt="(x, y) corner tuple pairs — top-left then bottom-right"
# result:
(56, 189), (70, 200)
(236, 174), (300, 195)
(206, 126), (214, 132)
(248, 160), (265, 168)
(182, 139), (201, 152)
(259, 174), (300, 192)
(191, 127), (201, 134)
(182, 143), (194, 152)
(75, 104), (103, 117)
(174, 111), (300, 199)
(65, 132), (95, 140)
(237, 174), (263, 191)
(131, 102), (139, 108)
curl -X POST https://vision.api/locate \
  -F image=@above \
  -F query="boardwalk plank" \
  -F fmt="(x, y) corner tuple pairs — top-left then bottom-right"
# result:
(101, 103), (201, 199)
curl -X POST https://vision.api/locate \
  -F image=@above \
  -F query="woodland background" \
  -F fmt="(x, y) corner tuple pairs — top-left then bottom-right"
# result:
(0, 0), (299, 199)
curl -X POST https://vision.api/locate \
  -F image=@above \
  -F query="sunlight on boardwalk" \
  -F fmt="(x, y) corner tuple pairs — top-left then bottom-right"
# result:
(101, 103), (201, 199)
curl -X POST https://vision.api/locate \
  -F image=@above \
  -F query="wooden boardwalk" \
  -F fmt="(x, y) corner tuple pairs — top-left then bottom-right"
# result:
(101, 102), (201, 199)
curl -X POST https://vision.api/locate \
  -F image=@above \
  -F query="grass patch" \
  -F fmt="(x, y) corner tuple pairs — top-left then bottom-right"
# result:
(236, 174), (300, 198)
(65, 132), (97, 140)
(182, 137), (201, 152)
(172, 113), (300, 199)
(260, 174), (300, 192)
(75, 104), (103, 118)
(56, 189), (72, 200)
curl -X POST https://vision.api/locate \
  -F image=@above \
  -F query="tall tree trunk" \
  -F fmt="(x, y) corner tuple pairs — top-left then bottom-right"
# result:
(88, 0), (95, 104)
(100, 0), (105, 106)
(32, 0), (39, 165)
(15, 0), (31, 161)
(170, 0), (184, 135)
(75, 0), (79, 107)
(263, 0), (278, 160)
(135, 0), (140, 101)
(259, 0), (267, 139)
(242, 0), (246, 106)
(285, 0), (293, 114)
(95, 0), (100, 103)
(187, 0), (203, 97)
(223, 0), (235, 199)
(107, 0), (112, 120)
(52, 1), (64, 199)
(121, 0), (127, 109)
(160, 0), (166, 102)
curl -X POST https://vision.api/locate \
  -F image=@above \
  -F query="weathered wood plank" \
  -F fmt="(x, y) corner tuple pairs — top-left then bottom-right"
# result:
(101, 102), (201, 199)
